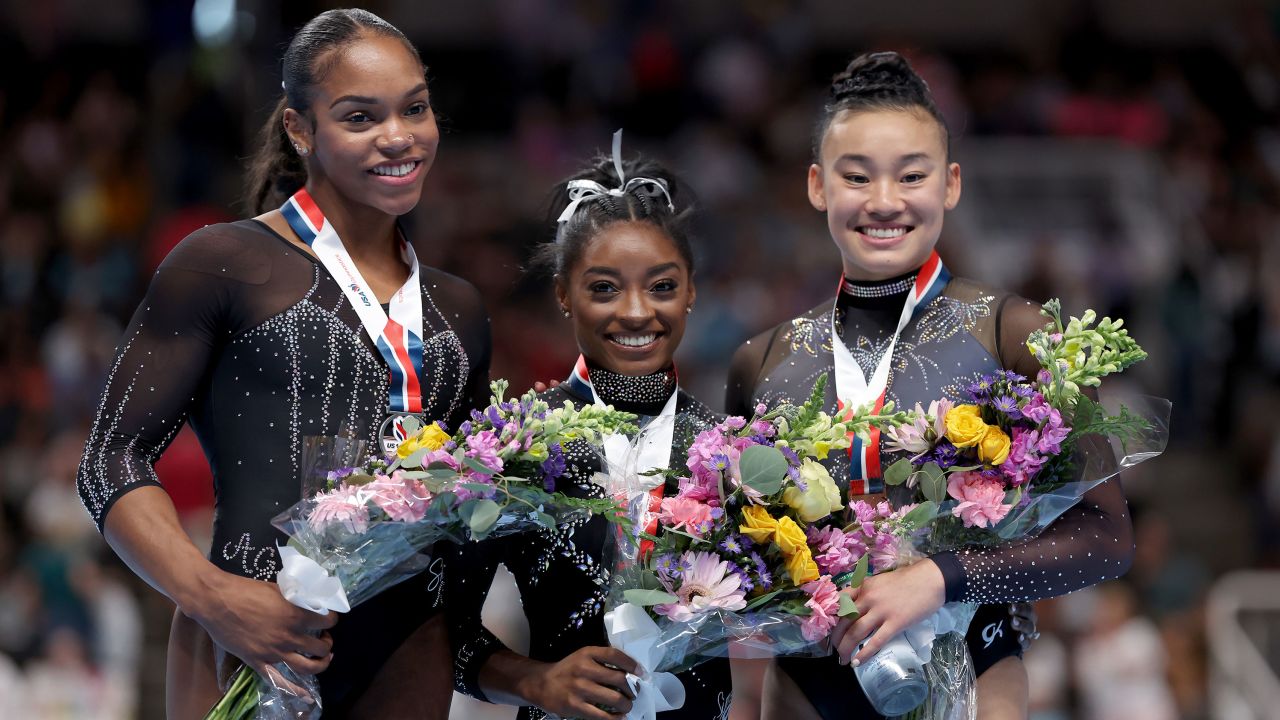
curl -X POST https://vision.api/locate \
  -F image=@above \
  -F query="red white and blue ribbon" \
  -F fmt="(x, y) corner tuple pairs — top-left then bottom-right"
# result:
(282, 189), (425, 414)
(833, 250), (950, 494)
(565, 355), (677, 557)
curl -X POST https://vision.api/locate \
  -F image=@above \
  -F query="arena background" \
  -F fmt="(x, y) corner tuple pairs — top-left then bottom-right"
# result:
(1, 1), (1278, 717)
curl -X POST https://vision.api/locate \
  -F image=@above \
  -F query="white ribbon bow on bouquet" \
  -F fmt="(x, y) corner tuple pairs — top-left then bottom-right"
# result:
(603, 603), (686, 720)
(276, 545), (350, 614)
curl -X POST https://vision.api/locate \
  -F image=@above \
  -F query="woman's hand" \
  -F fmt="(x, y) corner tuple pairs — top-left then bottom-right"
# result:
(829, 558), (945, 666)
(523, 646), (637, 720)
(188, 569), (337, 699)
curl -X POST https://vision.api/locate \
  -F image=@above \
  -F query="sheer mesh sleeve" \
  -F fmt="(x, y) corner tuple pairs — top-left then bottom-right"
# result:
(933, 297), (1135, 603)
(725, 326), (777, 417)
(75, 227), (249, 531)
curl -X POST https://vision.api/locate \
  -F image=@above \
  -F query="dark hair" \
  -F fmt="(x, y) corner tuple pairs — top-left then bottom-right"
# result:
(245, 9), (425, 214)
(530, 153), (696, 280)
(812, 51), (949, 162)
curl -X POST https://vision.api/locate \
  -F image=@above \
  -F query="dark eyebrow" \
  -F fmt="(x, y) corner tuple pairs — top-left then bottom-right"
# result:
(582, 263), (681, 278)
(836, 152), (934, 166)
(330, 83), (429, 109)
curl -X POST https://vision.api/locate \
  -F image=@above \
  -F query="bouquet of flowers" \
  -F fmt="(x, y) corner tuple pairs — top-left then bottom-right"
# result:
(206, 380), (636, 720)
(600, 377), (932, 716)
(837, 300), (1171, 718)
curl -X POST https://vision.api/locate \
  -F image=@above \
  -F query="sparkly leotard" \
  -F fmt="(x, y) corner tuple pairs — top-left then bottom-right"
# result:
(447, 366), (733, 720)
(726, 270), (1134, 717)
(76, 219), (491, 707)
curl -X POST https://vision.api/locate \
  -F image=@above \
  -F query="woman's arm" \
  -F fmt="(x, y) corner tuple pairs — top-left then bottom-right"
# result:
(78, 230), (336, 688)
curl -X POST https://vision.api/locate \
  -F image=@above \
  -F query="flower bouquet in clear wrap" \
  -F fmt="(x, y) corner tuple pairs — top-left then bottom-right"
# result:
(205, 380), (636, 720)
(841, 299), (1172, 718)
(598, 376), (927, 718)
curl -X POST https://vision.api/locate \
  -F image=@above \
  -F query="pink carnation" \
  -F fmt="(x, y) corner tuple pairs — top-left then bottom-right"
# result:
(869, 532), (902, 572)
(659, 495), (716, 537)
(947, 471), (1011, 528)
(806, 525), (867, 576)
(308, 486), (370, 533)
(464, 430), (503, 477)
(800, 576), (842, 642)
(367, 471), (432, 523)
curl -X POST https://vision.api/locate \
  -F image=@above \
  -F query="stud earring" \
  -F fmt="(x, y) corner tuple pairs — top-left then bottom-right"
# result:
(686, 306), (693, 314)
(407, 133), (415, 143)
(562, 309), (571, 318)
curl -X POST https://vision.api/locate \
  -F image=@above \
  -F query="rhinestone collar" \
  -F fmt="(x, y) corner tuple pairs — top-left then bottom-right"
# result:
(840, 271), (917, 298)
(586, 364), (677, 407)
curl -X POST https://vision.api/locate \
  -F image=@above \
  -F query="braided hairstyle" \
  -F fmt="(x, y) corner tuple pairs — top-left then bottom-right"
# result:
(812, 51), (950, 162)
(244, 9), (426, 214)
(531, 154), (696, 280)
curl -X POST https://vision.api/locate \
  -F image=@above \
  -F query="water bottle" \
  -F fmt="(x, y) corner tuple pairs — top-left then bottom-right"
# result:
(853, 630), (929, 716)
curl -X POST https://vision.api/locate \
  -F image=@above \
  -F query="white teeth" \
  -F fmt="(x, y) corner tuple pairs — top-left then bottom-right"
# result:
(611, 333), (656, 347)
(863, 226), (907, 239)
(372, 162), (416, 177)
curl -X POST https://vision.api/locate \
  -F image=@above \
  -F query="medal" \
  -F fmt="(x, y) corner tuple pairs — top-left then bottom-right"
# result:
(378, 412), (425, 455)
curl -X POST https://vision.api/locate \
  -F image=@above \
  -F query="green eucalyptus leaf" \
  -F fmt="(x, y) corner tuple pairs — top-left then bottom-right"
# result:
(400, 415), (423, 436)
(460, 498), (500, 538)
(624, 588), (679, 607)
(344, 473), (377, 486)
(902, 501), (939, 530)
(535, 512), (556, 530)
(463, 456), (498, 476)
(884, 458), (914, 487)
(402, 447), (430, 469)
(848, 553), (869, 588)
(837, 593), (859, 618)
(739, 445), (788, 496)
(922, 469), (947, 504)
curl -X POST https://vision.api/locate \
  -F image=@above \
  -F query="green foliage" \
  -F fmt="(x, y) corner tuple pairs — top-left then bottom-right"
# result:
(739, 445), (788, 496)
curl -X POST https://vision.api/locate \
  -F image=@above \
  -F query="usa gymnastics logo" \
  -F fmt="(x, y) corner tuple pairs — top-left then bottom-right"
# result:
(349, 282), (373, 306)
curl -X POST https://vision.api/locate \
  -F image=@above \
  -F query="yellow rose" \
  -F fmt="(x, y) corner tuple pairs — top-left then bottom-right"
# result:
(782, 459), (844, 522)
(944, 404), (988, 448)
(773, 516), (809, 558)
(738, 505), (778, 544)
(978, 426), (1011, 466)
(418, 422), (451, 451)
(784, 545), (821, 585)
(396, 421), (451, 459)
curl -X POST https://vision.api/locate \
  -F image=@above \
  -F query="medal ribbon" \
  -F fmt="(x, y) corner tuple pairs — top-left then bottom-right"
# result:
(282, 189), (425, 413)
(565, 356), (677, 557)
(832, 250), (950, 494)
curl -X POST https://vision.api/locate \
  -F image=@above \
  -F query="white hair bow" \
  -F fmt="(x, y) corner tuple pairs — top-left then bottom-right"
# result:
(556, 129), (675, 230)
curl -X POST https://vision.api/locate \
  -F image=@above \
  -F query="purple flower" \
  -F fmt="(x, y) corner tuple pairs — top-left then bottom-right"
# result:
(924, 440), (960, 469)
(540, 444), (567, 491)
(1002, 370), (1025, 383)
(464, 430), (504, 476)
(720, 535), (745, 555)
(656, 554), (680, 581)
(755, 403), (768, 415)
(1036, 369), (1053, 386)
(993, 395), (1022, 420)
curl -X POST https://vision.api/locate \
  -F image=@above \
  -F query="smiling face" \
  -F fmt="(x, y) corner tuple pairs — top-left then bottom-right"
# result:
(284, 33), (439, 217)
(808, 108), (961, 281)
(556, 221), (696, 376)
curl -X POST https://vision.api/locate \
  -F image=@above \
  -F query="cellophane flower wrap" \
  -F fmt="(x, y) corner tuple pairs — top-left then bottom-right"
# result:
(601, 375), (927, 685)
(849, 299), (1172, 719)
(206, 380), (636, 720)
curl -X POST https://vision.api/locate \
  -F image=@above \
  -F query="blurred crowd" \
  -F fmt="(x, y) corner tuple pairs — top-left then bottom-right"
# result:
(2, 1), (1279, 718)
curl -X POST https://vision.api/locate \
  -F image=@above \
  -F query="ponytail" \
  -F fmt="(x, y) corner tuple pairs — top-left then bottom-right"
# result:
(244, 97), (307, 214)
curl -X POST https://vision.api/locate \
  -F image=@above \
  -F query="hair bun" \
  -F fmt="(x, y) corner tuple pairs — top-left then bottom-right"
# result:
(830, 51), (926, 102)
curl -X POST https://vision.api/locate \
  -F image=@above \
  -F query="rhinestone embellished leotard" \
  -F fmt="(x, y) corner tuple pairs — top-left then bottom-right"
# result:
(76, 219), (491, 706)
